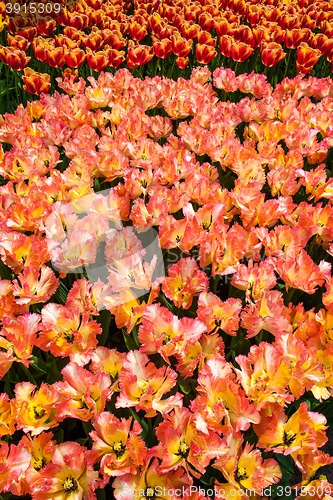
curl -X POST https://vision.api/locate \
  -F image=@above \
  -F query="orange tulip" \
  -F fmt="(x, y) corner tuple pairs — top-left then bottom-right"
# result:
(176, 56), (189, 69)
(180, 21), (200, 41)
(65, 47), (87, 68)
(16, 27), (37, 42)
(253, 26), (270, 47)
(296, 42), (321, 74)
(81, 33), (103, 51)
(37, 19), (56, 36)
(127, 20), (147, 42)
(106, 47), (125, 68)
(22, 68), (51, 95)
(0, 45), (31, 70)
(101, 30), (127, 50)
(171, 33), (193, 57)
(46, 46), (66, 68)
(152, 36), (172, 59)
(32, 37), (49, 62)
(219, 35), (233, 57)
(63, 26), (81, 42)
(127, 44), (154, 69)
(311, 34), (333, 55)
(234, 25), (255, 48)
(214, 19), (231, 37)
(88, 9), (104, 26)
(55, 34), (77, 50)
(261, 42), (286, 67)
(230, 41), (254, 62)
(197, 30), (216, 46)
(196, 43), (217, 64)
(198, 12), (215, 32)
(284, 28), (311, 49)
(280, 15), (300, 31)
(69, 13), (89, 30)
(147, 14), (164, 36)
(7, 34), (30, 52)
(246, 5), (262, 25)
(86, 47), (109, 71)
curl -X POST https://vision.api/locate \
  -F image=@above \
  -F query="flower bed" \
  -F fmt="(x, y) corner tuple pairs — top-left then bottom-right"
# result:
(0, 65), (332, 500)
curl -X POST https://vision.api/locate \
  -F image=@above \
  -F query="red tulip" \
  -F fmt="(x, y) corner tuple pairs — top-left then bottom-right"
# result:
(65, 47), (87, 68)
(261, 42), (286, 67)
(171, 34), (193, 58)
(127, 44), (154, 69)
(22, 67), (51, 95)
(47, 46), (66, 68)
(230, 42), (254, 62)
(195, 43), (217, 64)
(152, 36), (172, 59)
(0, 45), (31, 70)
(296, 42), (321, 74)
(86, 47), (109, 71)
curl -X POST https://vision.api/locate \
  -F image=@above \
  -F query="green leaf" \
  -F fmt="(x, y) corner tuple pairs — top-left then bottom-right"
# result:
(122, 328), (140, 350)
(276, 454), (294, 474)
(129, 408), (149, 440)
(0, 258), (13, 280)
(158, 293), (174, 311)
(53, 281), (69, 305)
(30, 355), (50, 374)
(178, 376), (191, 394)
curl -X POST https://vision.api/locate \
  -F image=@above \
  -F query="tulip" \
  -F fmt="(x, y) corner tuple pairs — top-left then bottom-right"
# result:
(106, 47), (125, 68)
(63, 26), (81, 42)
(296, 42), (321, 74)
(37, 19), (56, 36)
(152, 36), (172, 59)
(176, 56), (189, 69)
(230, 42), (254, 62)
(7, 34), (30, 52)
(214, 19), (231, 37)
(198, 13), (215, 32)
(234, 25), (255, 48)
(68, 13), (89, 30)
(65, 47), (87, 68)
(196, 43), (217, 64)
(47, 46), (66, 68)
(127, 21), (147, 42)
(0, 45), (31, 70)
(22, 67), (51, 95)
(197, 30), (216, 46)
(181, 22), (200, 41)
(261, 42), (286, 67)
(86, 47), (109, 71)
(101, 31), (127, 50)
(88, 9), (104, 26)
(127, 44), (154, 69)
(284, 28), (311, 49)
(171, 34), (193, 57)
(219, 35), (233, 57)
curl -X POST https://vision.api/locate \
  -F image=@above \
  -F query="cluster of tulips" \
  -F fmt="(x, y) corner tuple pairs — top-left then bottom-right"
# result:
(1, 0), (333, 99)
(0, 63), (332, 500)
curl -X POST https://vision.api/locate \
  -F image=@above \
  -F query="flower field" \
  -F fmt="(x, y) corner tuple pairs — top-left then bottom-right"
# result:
(1, 0), (333, 499)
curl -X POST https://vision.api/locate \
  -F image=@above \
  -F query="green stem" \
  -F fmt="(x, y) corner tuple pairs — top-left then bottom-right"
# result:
(285, 287), (296, 305)
(234, 61), (239, 76)
(283, 49), (292, 79)
(21, 363), (37, 385)
(257, 329), (263, 345)
(169, 56), (176, 79)
(154, 56), (159, 77)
